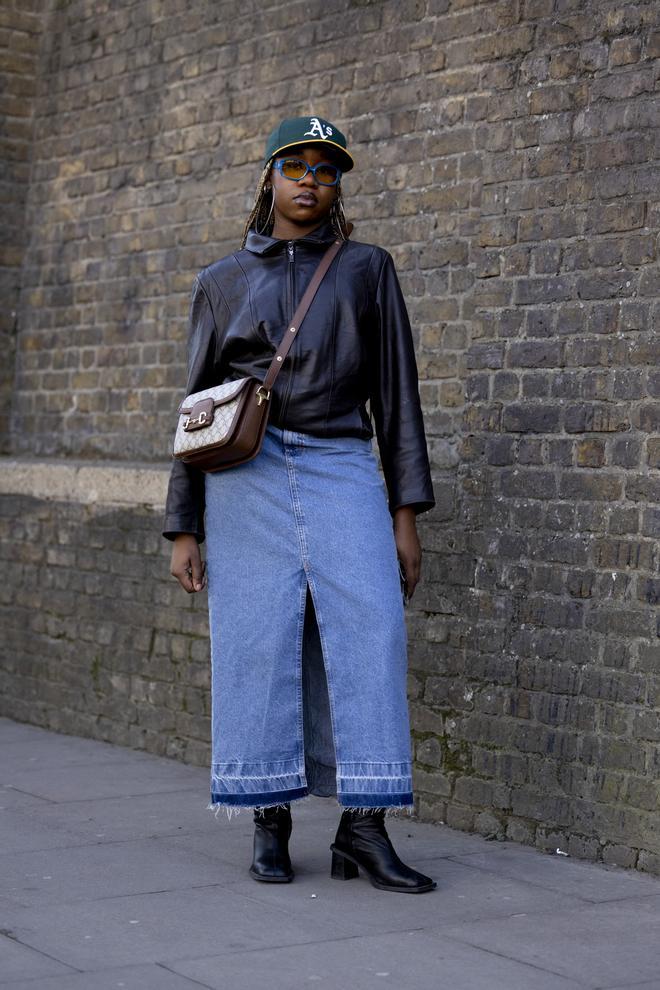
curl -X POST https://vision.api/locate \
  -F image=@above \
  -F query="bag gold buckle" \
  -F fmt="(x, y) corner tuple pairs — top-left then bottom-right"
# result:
(255, 384), (271, 406)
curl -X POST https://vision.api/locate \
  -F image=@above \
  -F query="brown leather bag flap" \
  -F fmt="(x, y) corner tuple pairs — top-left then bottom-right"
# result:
(183, 397), (214, 431)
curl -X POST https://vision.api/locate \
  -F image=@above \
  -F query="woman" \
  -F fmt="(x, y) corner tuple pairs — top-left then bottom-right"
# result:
(163, 116), (437, 894)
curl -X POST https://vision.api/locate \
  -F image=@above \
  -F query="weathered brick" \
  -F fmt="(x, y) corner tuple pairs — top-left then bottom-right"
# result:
(564, 403), (629, 433)
(515, 276), (574, 305)
(502, 404), (561, 432)
(507, 340), (563, 368)
(634, 404), (660, 432)
(586, 201), (645, 234)
(519, 372), (548, 399)
(478, 217), (517, 246)
(647, 439), (660, 470)
(560, 471), (623, 501)
(466, 342), (504, 369)
(500, 468), (558, 499)
(576, 439), (605, 467)
(518, 211), (580, 242)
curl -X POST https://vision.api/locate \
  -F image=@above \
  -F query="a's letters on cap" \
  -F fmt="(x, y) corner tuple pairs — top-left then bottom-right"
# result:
(304, 117), (333, 140)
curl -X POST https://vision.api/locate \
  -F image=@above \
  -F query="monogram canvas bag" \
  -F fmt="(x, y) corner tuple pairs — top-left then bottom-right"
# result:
(172, 235), (347, 474)
(172, 376), (271, 471)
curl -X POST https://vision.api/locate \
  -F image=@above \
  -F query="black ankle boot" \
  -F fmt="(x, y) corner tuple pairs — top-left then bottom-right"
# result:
(249, 803), (294, 882)
(330, 808), (436, 893)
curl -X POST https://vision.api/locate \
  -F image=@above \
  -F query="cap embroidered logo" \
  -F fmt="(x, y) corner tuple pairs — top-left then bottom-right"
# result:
(304, 117), (333, 140)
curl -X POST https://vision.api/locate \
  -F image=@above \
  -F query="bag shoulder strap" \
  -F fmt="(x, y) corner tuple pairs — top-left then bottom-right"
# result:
(262, 225), (351, 392)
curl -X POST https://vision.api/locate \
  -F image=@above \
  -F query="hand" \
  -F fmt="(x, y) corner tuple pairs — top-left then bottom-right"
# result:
(393, 506), (422, 602)
(170, 534), (207, 594)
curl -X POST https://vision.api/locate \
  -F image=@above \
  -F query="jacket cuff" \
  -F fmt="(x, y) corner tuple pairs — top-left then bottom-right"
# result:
(385, 469), (436, 518)
(162, 513), (205, 544)
(391, 497), (436, 517)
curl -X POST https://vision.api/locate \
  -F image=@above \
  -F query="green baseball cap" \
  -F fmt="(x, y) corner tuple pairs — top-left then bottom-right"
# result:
(264, 115), (354, 173)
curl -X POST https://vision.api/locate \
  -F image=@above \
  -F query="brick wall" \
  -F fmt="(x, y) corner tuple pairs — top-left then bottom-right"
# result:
(0, 0), (47, 451)
(2, 0), (659, 872)
(0, 479), (210, 767)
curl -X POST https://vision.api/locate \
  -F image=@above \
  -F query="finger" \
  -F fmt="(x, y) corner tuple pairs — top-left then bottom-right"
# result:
(180, 565), (195, 594)
(397, 559), (411, 603)
(404, 558), (422, 600)
(399, 557), (415, 584)
(170, 564), (191, 593)
(191, 557), (205, 592)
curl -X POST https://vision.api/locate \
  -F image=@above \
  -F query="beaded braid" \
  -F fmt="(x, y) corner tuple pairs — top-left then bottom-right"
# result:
(240, 156), (350, 249)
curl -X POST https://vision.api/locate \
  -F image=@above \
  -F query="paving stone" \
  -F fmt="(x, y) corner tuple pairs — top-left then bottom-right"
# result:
(0, 962), (209, 989)
(0, 935), (75, 983)
(6, 885), (354, 970)
(0, 787), (213, 846)
(3, 758), (207, 804)
(170, 928), (587, 990)
(440, 895), (660, 987)
(1, 834), (242, 907)
(449, 846), (660, 903)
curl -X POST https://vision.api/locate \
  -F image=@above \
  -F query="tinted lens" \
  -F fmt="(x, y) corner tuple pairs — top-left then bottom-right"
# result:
(280, 159), (308, 180)
(315, 163), (340, 185)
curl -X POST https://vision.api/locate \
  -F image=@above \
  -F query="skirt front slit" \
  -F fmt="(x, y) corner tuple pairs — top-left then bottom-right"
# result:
(203, 422), (413, 810)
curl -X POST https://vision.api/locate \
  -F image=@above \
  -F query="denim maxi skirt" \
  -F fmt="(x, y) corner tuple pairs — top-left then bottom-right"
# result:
(203, 422), (414, 813)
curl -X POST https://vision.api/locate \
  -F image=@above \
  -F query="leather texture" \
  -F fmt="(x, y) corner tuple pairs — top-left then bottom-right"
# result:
(163, 215), (435, 543)
(330, 808), (437, 892)
(249, 803), (294, 882)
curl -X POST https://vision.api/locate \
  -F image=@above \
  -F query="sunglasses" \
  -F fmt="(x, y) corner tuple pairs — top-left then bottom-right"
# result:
(272, 157), (342, 186)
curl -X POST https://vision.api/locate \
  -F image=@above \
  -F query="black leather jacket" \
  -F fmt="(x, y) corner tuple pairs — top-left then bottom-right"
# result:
(163, 216), (435, 543)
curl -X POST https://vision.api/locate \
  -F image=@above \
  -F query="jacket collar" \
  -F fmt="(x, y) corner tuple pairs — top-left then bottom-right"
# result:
(244, 215), (338, 255)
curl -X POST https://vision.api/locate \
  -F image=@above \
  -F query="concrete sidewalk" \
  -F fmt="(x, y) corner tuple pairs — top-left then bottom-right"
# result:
(1, 717), (660, 989)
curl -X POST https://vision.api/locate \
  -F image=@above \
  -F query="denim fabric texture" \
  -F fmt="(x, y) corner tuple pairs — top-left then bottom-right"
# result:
(204, 422), (414, 811)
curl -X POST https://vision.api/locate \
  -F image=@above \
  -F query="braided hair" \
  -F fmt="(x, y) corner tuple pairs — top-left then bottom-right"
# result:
(240, 155), (350, 249)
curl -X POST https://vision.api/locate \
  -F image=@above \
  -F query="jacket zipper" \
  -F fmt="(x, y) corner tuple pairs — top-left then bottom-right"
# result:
(280, 241), (296, 421)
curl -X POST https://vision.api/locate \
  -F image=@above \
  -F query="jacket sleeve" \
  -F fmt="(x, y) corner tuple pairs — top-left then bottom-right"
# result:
(369, 250), (435, 518)
(162, 272), (218, 544)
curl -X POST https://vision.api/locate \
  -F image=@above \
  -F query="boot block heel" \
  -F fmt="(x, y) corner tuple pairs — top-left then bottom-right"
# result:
(330, 846), (359, 880)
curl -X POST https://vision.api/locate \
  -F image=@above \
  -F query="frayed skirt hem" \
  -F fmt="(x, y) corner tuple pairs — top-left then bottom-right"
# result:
(209, 786), (308, 808)
(206, 786), (415, 822)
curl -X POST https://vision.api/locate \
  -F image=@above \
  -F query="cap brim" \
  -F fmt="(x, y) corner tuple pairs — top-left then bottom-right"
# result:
(267, 139), (354, 172)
